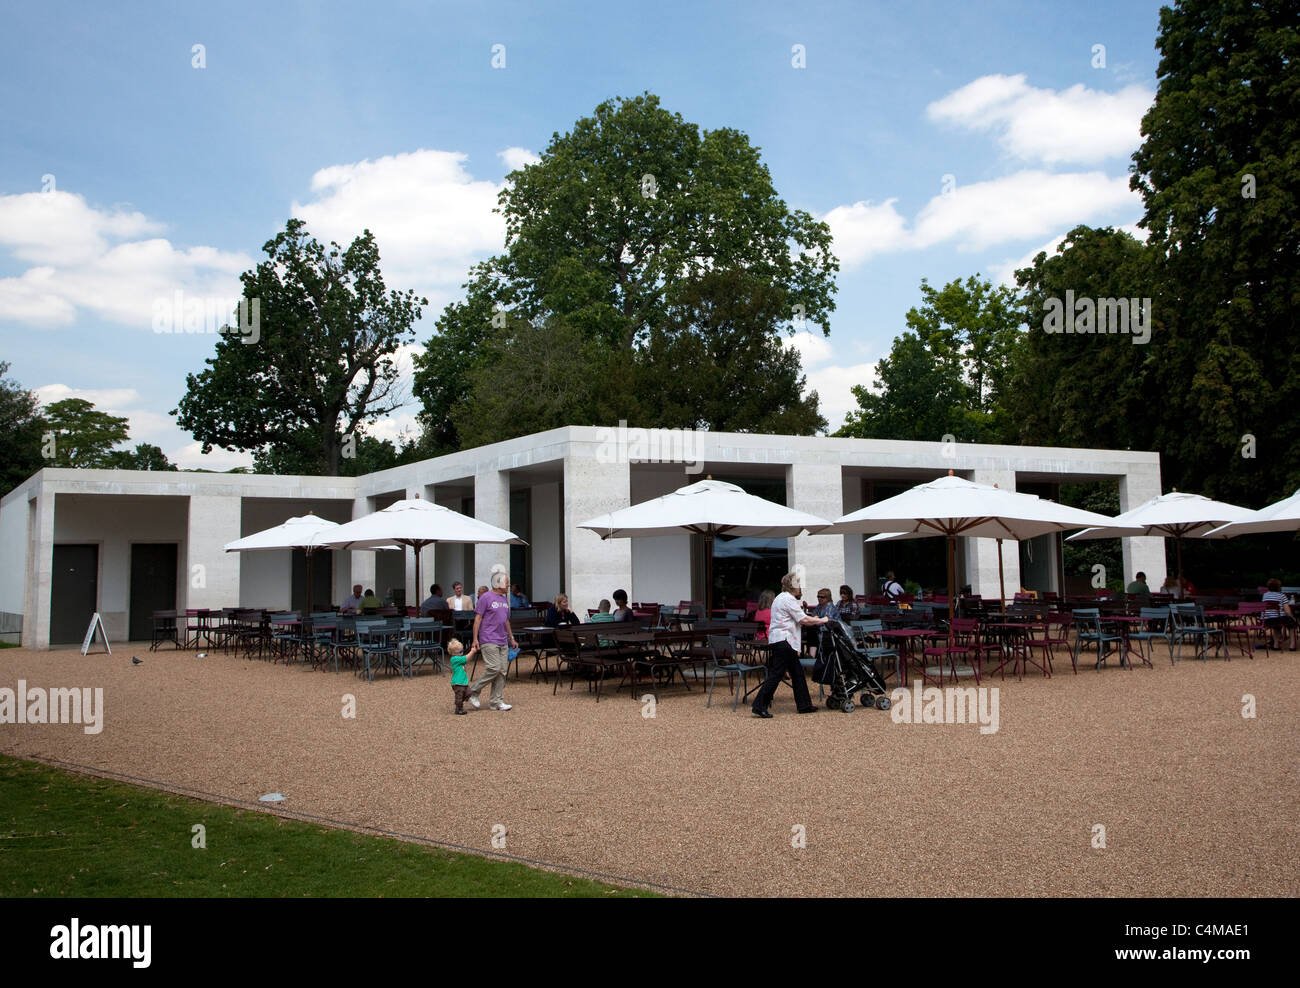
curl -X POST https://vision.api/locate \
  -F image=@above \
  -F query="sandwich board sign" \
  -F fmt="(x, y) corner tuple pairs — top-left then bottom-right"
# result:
(80, 612), (111, 655)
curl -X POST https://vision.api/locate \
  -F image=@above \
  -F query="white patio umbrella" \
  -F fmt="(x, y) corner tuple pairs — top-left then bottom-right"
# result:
(1205, 488), (1300, 538)
(223, 513), (350, 615)
(318, 498), (525, 612)
(1067, 490), (1254, 585)
(825, 473), (1117, 620)
(577, 478), (832, 614)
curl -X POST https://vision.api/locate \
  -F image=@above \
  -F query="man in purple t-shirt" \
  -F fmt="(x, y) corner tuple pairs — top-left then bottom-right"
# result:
(467, 568), (520, 711)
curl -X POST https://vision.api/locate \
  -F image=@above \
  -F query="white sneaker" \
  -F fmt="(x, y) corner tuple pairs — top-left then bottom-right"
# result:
(490, 701), (512, 711)
(468, 693), (480, 709)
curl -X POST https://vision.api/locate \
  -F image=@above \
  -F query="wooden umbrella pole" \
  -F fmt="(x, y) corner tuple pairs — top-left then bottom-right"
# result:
(947, 535), (956, 625)
(705, 532), (715, 617)
(997, 537), (1006, 614)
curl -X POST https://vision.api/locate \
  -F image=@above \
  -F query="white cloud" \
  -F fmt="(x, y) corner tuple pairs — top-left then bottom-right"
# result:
(292, 149), (507, 305)
(926, 73), (1153, 165)
(0, 190), (252, 330)
(822, 199), (910, 266)
(783, 332), (876, 430)
(498, 146), (540, 171)
(0, 190), (164, 267)
(826, 170), (1139, 267)
(170, 442), (253, 471)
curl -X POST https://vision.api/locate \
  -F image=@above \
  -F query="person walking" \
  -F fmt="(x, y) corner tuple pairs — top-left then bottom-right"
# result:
(752, 570), (829, 718)
(467, 566), (520, 711)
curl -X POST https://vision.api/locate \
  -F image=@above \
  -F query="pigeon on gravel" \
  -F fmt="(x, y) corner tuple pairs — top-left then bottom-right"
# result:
(131, 656), (143, 665)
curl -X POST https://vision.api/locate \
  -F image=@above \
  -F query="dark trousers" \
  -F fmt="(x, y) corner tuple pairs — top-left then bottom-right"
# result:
(452, 683), (470, 711)
(752, 640), (813, 713)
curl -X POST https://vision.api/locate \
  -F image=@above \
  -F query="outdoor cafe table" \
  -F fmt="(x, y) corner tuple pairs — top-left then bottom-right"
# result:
(601, 628), (711, 696)
(983, 622), (1046, 679)
(1099, 614), (1151, 668)
(876, 628), (942, 686)
(520, 626), (558, 679)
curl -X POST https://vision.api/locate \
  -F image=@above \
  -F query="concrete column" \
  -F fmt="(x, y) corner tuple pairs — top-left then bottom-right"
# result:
(786, 462), (845, 594)
(1119, 465), (1166, 588)
(26, 492), (54, 649)
(349, 496), (376, 597)
(842, 475), (865, 597)
(563, 455), (630, 615)
(969, 469), (1021, 603)
(474, 467), (511, 594)
(186, 495), (241, 611)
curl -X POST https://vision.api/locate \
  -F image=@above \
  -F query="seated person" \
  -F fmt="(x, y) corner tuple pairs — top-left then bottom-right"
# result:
(836, 585), (858, 620)
(420, 583), (448, 615)
(1126, 572), (1150, 595)
(476, 585), (489, 604)
(509, 583), (530, 608)
(359, 588), (381, 613)
(754, 590), (775, 642)
(447, 582), (473, 610)
(611, 589), (635, 622)
(544, 593), (582, 628)
(588, 599), (616, 623)
(1262, 578), (1297, 650)
(881, 571), (904, 602)
(341, 584), (364, 614)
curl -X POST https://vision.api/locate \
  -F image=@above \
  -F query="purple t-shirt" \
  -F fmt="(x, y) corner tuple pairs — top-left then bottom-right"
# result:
(475, 591), (511, 646)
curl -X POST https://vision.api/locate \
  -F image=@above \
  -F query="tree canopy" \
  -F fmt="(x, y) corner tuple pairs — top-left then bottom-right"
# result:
(414, 93), (837, 452)
(0, 362), (47, 495)
(173, 218), (427, 475)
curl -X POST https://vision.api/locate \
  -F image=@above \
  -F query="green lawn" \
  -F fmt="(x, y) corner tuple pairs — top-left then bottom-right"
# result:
(0, 755), (654, 897)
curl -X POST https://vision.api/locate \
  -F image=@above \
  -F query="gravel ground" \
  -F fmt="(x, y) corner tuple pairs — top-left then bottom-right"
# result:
(2, 641), (1296, 897)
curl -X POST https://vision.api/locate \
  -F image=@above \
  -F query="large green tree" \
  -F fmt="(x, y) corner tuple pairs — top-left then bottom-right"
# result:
(173, 219), (427, 475)
(105, 443), (177, 471)
(837, 275), (1020, 443)
(0, 362), (47, 495)
(414, 93), (838, 451)
(1008, 225), (1157, 451)
(40, 398), (130, 468)
(1129, 0), (1300, 501)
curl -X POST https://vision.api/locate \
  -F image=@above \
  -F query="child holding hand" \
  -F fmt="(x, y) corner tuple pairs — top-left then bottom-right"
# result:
(448, 638), (478, 714)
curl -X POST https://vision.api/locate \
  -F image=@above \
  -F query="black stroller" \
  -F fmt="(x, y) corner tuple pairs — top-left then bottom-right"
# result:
(811, 619), (892, 713)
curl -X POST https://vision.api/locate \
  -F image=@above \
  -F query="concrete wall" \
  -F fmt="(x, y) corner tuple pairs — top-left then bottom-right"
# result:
(50, 493), (189, 642)
(529, 481), (562, 602)
(3, 432), (1169, 646)
(0, 487), (30, 640)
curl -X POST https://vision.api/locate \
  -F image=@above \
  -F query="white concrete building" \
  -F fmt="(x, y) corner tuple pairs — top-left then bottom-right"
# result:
(0, 426), (1166, 648)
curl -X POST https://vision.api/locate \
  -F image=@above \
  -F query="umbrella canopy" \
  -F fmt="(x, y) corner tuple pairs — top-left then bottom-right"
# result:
(224, 514), (343, 553)
(1205, 488), (1300, 538)
(224, 514), (354, 615)
(319, 498), (525, 612)
(828, 474), (1116, 617)
(1067, 491), (1254, 541)
(1066, 490), (1253, 583)
(577, 479), (831, 612)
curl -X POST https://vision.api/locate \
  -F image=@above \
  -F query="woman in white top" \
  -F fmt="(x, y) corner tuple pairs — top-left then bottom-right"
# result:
(752, 571), (830, 718)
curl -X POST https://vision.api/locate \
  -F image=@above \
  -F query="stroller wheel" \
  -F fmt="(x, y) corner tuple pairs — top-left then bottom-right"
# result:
(842, 699), (855, 713)
(875, 694), (891, 711)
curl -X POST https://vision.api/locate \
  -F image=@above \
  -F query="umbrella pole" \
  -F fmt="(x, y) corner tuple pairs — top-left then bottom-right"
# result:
(997, 537), (1006, 614)
(1176, 536), (1183, 592)
(414, 543), (421, 617)
(306, 548), (313, 616)
(704, 533), (714, 617)
(948, 535), (956, 625)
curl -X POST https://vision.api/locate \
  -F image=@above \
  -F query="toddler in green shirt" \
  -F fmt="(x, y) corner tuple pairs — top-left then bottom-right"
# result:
(448, 639), (477, 715)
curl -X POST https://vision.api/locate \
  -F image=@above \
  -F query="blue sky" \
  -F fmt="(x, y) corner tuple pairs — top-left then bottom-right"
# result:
(0, 0), (1167, 467)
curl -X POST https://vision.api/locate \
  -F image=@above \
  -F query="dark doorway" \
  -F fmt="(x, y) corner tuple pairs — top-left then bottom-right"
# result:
(129, 543), (178, 640)
(51, 544), (98, 644)
(291, 549), (333, 612)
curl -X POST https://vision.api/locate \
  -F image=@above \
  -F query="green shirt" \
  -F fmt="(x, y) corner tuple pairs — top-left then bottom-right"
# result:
(1126, 581), (1150, 595)
(450, 651), (468, 685)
